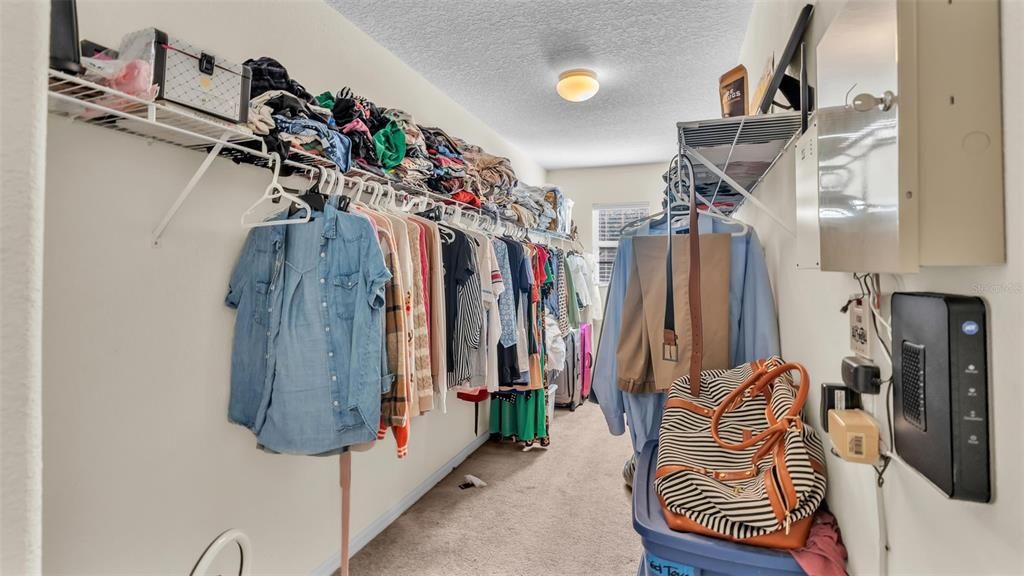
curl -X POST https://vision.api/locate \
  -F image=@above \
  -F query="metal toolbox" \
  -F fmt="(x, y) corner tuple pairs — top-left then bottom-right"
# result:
(118, 28), (250, 124)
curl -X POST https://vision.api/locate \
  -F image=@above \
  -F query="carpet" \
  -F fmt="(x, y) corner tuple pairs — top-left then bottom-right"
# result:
(348, 402), (641, 575)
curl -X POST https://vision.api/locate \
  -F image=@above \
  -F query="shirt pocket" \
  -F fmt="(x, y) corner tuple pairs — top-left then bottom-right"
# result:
(333, 272), (360, 320)
(253, 281), (270, 326)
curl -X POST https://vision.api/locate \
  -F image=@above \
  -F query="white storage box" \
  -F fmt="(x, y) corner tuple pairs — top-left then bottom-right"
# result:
(118, 28), (251, 124)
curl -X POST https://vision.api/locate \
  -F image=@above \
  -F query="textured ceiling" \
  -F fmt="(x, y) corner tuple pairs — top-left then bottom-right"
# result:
(326, 0), (754, 169)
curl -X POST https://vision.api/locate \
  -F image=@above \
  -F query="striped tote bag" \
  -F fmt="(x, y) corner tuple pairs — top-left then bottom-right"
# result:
(655, 357), (827, 549)
(652, 155), (826, 549)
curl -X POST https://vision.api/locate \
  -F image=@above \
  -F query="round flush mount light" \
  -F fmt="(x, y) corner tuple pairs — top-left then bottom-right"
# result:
(556, 69), (599, 102)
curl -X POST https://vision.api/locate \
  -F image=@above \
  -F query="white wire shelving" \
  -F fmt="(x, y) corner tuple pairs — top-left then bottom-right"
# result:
(677, 112), (803, 234)
(46, 69), (574, 246)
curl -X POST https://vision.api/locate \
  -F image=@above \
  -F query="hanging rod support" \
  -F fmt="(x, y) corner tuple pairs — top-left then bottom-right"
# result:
(682, 145), (795, 235)
(151, 133), (229, 247)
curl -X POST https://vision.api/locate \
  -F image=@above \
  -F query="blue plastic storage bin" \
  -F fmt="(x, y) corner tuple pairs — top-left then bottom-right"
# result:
(633, 442), (806, 576)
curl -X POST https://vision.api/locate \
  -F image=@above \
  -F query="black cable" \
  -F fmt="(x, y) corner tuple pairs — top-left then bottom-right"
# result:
(873, 454), (892, 487)
(847, 273), (898, 463)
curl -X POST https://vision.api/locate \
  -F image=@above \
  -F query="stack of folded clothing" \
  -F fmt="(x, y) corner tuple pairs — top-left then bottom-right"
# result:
(245, 57), (316, 104)
(241, 58), (351, 172)
(272, 115), (352, 171)
(541, 185), (572, 234)
(385, 109), (433, 184)
(238, 57), (574, 233)
(327, 87), (392, 173)
(454, 137), (518, 199)
(661, 160), (742, 213)
(421, 126), (469, 195)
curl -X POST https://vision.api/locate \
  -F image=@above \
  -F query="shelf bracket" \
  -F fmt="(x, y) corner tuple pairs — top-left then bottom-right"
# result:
(151, 134), (228, 247)
(683, 145), (795, 235)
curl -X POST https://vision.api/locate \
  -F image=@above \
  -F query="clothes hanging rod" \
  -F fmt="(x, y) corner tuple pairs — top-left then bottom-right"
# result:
(47, 70), (575, 245)
(333, 170), (575, 244)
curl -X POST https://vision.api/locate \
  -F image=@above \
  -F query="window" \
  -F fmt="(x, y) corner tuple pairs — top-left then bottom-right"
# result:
(592, 203), (650, 285)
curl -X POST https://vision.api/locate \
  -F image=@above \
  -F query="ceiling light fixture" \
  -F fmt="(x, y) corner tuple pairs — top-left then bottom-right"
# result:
(556, 69), (599, 102)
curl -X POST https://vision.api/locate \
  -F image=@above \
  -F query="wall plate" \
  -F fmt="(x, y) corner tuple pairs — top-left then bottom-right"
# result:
(849, 295), (872, 358)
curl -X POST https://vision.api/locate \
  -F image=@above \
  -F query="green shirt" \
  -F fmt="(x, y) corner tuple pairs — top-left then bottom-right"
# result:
(373, 120), (407, 170)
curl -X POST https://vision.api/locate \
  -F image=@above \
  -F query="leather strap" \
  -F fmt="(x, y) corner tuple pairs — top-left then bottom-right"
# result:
(655, 464), (758, 482)
(664, 397), (713, 417)
(685, 155), (703, 397)
(662, 168), (680, 365)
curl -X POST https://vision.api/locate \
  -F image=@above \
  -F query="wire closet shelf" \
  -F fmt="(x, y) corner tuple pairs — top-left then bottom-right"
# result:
(677, 112), (803, 233)
(46, 69), (575, 246)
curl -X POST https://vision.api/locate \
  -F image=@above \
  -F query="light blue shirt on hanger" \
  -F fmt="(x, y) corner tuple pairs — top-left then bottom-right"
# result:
(590, 215), (780, 453)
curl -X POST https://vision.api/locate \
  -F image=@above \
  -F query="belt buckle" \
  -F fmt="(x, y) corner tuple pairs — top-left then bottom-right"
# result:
(662, 330), (679, 362)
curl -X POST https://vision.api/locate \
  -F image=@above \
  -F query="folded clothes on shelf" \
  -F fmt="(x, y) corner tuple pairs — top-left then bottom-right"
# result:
(237, 55), (572, 231)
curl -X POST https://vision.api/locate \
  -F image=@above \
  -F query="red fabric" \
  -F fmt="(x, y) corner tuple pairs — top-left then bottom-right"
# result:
(790, 511), (848, 576)
(531, 246), (546, 304)
(378, 418), (410, 459)
(435, 155), (465, 168)
(456, 388), (489, 403)
(444, 190), (482, 208)
(696, 202), (736, 211)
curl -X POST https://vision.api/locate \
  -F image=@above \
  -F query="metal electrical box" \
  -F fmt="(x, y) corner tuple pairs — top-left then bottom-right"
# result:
(812, 0), (1004, 273)
(794, 119), (820, 270)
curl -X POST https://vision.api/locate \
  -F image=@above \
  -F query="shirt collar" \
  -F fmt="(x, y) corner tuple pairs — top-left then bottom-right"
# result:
(321, 203), (339, 239)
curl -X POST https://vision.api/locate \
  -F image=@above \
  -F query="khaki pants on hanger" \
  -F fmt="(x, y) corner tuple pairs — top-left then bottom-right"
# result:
(616, 234), (731, 394)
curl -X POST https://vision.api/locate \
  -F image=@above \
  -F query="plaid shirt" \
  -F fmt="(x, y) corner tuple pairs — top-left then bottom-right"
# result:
(378, 229), (409, 427)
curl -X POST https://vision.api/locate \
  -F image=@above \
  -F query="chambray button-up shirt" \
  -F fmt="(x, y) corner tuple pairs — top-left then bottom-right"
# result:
(227, 203), (391, 455)
(226, 213), (287, 431)
(591, 217), (780, 454)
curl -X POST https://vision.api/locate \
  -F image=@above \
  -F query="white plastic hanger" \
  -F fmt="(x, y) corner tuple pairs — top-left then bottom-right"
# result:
(383, 184), (401, 213)
(315, 165), (332, 197)
(241, 153), (311, 228)
(399, 189), (420, 212)
(349, 177), (368, 205)
(670, 195), (750, 238)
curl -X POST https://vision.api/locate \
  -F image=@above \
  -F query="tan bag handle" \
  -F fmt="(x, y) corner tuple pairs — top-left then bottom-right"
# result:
(709, 362), (811, 451)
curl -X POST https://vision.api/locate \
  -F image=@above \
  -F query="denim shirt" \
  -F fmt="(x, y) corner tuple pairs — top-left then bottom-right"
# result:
(225, 212), (287, 431)
(226, 204), (391, 455)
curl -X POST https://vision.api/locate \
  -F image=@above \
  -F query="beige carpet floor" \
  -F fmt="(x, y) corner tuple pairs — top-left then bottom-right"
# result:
(349, 402), (641, 575)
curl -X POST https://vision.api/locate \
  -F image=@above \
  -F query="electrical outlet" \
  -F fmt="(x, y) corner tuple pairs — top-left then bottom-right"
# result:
(849, 295), (872, 358)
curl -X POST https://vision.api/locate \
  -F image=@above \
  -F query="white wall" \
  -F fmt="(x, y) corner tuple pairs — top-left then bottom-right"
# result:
(547, 163), (665, 340)
(0, 0), (48, 573)
(547, 162), (665, 254)
(41, 2), (545, 574)
(738, 1), (1024, 573)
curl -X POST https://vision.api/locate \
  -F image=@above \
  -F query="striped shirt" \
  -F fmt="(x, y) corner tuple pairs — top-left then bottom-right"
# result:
(439, 225), (484, 389)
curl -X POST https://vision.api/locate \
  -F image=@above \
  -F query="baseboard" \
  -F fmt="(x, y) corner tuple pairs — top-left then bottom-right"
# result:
(310, 433), (490, 576)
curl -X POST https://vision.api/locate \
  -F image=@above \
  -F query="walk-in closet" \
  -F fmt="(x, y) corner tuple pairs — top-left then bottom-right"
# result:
(2, 0), (1021, 575)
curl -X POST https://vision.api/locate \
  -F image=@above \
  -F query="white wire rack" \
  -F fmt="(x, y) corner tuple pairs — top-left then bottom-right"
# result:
(677, 112), (803, 234)
(47, 69), (574, 246)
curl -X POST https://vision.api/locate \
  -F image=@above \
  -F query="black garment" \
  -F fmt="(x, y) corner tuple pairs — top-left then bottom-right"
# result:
(229, 130), (295, 176)
(497, 237), (532, 385)
(258, 91), (329, 123)
(331, 87), (388, 133)
(420, 126), (464, 160)
(497, 344), (521, 385)
(243, 57), (315, 102)
(439, 225), (474, 368)
(339, 124), (378, 166)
